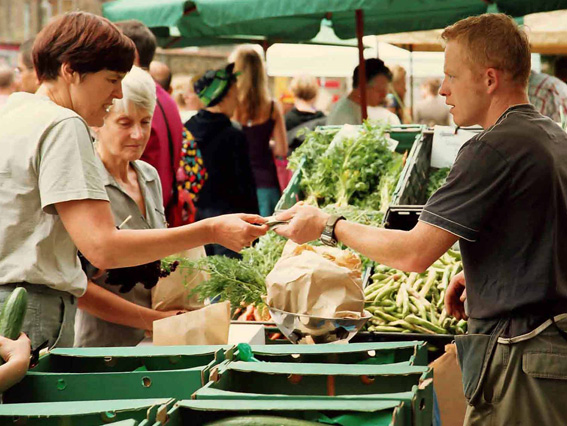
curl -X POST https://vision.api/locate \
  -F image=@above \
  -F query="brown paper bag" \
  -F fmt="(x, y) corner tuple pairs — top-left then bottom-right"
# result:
(266, 241), (364, 318)
(430, 344), (467, 426)
(151, 247), (208, 311)
(153, 301), (230, 346)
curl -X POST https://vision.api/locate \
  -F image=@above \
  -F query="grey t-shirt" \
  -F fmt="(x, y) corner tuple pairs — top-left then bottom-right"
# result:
(0, 93), (108, 296)
(74, 157), (166, 347)
(420, 104), (567, 333)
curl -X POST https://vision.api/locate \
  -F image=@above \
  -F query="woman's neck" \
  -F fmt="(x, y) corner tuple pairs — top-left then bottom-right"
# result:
(36, 80), (73, 111)
(96, 144), (132, 183)
(294, 99), (316, 113)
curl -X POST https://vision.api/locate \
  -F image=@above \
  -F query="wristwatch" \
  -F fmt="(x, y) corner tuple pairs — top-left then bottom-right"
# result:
(320, 214), (345, 246)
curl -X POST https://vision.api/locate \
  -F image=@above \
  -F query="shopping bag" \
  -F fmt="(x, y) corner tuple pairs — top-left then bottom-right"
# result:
(151, 247), (208, 311)
(153, 301), (230, 345)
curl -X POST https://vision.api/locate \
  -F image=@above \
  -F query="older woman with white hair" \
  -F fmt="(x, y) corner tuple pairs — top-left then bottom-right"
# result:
(74, 67), (183, 347)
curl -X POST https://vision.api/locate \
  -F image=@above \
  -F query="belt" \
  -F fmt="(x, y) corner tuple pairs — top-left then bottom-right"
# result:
(1, 282), (75, 303)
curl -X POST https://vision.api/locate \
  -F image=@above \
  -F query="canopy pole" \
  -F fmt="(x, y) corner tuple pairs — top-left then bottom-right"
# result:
(355, 9), (367, 121)
(409, 44), (414, 116)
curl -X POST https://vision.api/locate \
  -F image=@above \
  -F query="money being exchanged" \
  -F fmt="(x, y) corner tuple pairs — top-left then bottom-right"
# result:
(264, 215), (290, 230)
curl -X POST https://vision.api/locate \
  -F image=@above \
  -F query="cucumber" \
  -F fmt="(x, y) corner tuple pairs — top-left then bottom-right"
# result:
(0, 287), (28, 340)
(204, 416), (323, 426)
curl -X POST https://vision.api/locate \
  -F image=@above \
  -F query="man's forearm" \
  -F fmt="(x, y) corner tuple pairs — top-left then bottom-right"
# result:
(334, 220), (457, 272)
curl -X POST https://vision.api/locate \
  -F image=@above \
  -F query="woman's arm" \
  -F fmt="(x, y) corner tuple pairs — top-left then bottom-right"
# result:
(271, 101), (288, 157)
(0, 333), (30, 393)
(78, 281), (180, 331)
(55, 200), (268, 270)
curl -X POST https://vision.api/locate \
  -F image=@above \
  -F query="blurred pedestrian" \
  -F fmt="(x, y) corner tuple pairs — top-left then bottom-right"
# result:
(116, 20), (184, 225)
(0, 66), (16, 107)
(186, 64), (259, 258)
(232, 45), (288, 216)
(15, 38), (39, 94)
(414, 78), (451, 126)
(150, 60), (172, 93)
(285, 74), (326, 153)
(384, 64), (411, 123)
(328, 58), (400, 126)
(171, 74), (203, 123)
(528, 70), (567, 123)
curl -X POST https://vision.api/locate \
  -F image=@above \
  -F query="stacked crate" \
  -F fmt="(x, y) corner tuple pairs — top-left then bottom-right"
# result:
(0, 342), (432, 425)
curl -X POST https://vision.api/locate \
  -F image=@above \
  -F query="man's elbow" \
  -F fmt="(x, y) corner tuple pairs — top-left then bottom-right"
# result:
(403, 254), (433, 274)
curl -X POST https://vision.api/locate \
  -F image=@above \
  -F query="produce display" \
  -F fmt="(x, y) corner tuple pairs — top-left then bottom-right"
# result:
(365, 248), (466, 335)
(426, 167), (451, 199)
(288, 122), (404, 212)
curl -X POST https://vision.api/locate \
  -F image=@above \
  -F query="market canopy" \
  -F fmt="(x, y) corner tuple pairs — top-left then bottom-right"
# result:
(104, 0), (567, 45)
(377, 10), (567, 55)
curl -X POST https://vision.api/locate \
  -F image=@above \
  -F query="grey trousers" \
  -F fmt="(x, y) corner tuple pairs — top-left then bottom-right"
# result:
(464, 315), (567, 426)
(0, 283), (77, 349)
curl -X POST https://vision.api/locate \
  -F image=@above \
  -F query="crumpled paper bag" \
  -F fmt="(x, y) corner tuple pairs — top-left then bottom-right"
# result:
(153, 301), (230, 346)
(151, 247), (208, 311)
(266, 241), (364, 318)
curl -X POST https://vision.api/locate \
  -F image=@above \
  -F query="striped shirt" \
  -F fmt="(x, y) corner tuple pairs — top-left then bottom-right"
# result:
(527, 70), (567, 123)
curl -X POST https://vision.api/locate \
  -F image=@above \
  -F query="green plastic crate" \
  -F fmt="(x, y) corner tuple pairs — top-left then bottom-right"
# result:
(386, 127), (483, 230)
(4, 346), (228, 403)
(154, 399), (408, 426)
(0, 398), (173, 426)
(193, 361), (433, 426)
(228, 341), (428, 366)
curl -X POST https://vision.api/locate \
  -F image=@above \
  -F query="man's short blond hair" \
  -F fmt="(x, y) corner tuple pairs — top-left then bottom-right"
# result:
(290, 74), (319, 101)
(442, 13), (531, 87)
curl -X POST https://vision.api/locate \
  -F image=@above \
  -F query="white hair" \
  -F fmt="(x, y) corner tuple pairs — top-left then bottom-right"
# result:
(112, 66), (156, 115)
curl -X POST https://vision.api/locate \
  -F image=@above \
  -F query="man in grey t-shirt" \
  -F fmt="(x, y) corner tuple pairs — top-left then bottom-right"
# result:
(274, 14), (567, 425)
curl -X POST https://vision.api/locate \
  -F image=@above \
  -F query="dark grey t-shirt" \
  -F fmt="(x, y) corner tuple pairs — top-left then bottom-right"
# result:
(420, 104), (567, 331)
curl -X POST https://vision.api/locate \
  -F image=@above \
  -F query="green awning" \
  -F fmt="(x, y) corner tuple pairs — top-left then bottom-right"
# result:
(104, 0), (567, 45)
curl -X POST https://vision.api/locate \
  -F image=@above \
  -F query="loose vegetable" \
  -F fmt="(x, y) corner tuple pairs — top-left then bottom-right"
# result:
(0, 287), (28, 340)
(204, 416), (323, 426)
(0, 287), (28, 365)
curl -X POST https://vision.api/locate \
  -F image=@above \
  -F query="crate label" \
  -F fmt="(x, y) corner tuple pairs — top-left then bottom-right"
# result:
(431, 126), (476, 168)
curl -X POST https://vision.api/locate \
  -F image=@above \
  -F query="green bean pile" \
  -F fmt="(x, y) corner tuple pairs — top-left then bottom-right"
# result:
(365, 249), (467, 335)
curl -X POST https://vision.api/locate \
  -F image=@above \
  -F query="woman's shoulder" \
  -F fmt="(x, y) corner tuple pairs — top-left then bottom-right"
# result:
(132, 160), (161, 183)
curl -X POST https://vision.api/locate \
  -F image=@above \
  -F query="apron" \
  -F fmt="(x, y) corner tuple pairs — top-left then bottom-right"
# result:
(455, 318), (509, 406)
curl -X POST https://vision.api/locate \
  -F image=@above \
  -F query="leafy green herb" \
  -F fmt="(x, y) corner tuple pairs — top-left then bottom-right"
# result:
(426, 167), (451, 199)
(185, 256), (267, 309)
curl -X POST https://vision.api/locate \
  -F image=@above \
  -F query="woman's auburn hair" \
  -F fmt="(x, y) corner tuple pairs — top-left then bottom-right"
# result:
(232, 45), (271, 123)
(33, 11), (135, 82)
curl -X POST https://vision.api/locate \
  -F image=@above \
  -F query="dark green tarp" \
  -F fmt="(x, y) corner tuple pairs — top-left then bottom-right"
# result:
(104, 0), (567, 45)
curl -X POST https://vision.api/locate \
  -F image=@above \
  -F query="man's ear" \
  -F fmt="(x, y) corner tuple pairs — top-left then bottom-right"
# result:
(485, 68), (499, 94)
(60, 62), (79, 84)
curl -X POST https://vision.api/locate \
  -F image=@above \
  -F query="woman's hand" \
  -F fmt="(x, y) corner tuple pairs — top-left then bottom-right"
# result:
(273, 203), (329, 244)
(445, 270), (468, 320)
(0, 333), (31, 365)
(0, 333), (31, 393)
(209, 214), (268, 252)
